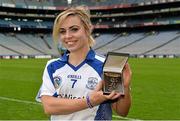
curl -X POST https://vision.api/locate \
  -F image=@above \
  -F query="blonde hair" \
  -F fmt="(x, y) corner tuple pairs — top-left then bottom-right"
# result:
(53, 5), (95, 47)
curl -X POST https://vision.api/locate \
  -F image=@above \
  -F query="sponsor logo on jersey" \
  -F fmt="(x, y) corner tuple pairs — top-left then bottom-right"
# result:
(67, 74), (81, 79)
(59, 93), (85, 99)
(53, 76), (62, 89)
(86, 77), (98, 90)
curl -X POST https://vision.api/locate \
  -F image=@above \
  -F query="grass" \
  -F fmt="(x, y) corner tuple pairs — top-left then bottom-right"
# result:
(128, 58), (180, 120)
(0, 59), (48, 120)
(0, 58), (180, 120)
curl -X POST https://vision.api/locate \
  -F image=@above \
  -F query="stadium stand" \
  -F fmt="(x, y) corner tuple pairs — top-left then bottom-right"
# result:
(114, 31), (180, 55)
(0, 0), (180, 59)
(95, 30), (180, 58)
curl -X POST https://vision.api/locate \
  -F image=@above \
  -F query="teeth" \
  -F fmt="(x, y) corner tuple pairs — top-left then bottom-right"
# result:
(67, 42), (74, 45)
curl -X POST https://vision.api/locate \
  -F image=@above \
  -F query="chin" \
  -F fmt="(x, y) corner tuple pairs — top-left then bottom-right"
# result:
(67, 48), (79, 52)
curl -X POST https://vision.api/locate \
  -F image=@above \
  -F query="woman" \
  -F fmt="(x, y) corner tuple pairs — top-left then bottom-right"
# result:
(36, 6), (132, 120)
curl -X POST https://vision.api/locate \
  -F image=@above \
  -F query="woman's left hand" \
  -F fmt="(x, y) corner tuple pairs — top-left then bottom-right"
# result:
(123, 63), (132, 88)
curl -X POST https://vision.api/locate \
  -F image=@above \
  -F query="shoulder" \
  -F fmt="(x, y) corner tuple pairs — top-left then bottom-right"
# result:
(94, 54), (106, 64)
(46, 58), (61, 66)
(46, 58), (60, 65)
(45, 57), (66, 71)
(94, 53), (106, 63)
(87, 53), (105, 76)
(87, 49), (105, 65)
(88, 52), (105, 68)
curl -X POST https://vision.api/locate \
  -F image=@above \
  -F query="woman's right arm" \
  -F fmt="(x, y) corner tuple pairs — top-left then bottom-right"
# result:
(41, 81), (120, 115)
(41, 95), (88, 115)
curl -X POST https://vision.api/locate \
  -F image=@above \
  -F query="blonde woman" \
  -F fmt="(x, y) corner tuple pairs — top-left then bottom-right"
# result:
(36, 6), (132, 120)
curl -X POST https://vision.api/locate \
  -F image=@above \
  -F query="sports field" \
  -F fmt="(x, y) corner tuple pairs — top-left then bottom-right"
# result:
(0, 58), (180, 120)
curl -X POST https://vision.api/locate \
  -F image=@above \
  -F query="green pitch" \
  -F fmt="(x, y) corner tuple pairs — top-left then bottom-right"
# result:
(0, 58), (180, 120)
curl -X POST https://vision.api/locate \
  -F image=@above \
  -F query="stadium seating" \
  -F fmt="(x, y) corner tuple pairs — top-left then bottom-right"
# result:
(0, 33), (59, 56)
(94, 31), (180, 56)
(1, 30), (180, 57)
(0, 0), (179, 58)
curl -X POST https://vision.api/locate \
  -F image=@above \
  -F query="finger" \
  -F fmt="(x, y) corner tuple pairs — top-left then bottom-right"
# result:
(123, 63), (132, 86)
(123, 63), (129, 73)
(111, 93), (121, 100)
(124, 63), (132, 75)
(105, 91), (122, 100)
(105, 91), (116, 99)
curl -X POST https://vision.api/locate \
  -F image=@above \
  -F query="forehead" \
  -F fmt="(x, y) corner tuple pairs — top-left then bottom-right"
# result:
(60, 15), (83, 28)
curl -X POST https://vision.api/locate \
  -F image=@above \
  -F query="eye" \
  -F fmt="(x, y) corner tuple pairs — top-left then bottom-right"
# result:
(70, 27), (79, 32)
(59, 30), (66, 34)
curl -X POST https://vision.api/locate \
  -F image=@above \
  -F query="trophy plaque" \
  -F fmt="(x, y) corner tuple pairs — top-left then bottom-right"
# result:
(103, 52), (129, 95)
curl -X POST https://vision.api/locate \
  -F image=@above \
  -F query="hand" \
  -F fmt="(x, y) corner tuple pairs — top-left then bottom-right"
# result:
(123, 63), (132, 88)
(88, 81), (121, 107)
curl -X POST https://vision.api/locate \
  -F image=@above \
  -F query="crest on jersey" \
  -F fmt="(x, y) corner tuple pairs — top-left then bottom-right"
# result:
(86, 77), (98, 90)
(53, 76), (62, 89)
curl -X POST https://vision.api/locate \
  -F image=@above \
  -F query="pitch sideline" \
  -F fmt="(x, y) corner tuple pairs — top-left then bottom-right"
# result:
(112, 115), (142, 120)
(0, 96), (141, 120)
(0, 96), (41, 105)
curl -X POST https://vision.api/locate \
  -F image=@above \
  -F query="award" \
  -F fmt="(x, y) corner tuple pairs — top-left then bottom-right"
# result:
(103, 52), (129, 95)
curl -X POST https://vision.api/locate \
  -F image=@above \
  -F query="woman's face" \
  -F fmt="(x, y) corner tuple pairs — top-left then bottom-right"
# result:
(59, 15), (89, 53)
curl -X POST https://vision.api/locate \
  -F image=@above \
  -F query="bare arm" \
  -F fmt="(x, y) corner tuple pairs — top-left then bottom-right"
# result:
(112, 87), (131, 116)
(112, 63), (132, 116)
(41, 95), (88, 115)
(41, 81), (121, 115)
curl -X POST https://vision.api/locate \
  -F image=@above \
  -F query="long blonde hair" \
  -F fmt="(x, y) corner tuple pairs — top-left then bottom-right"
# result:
(53, 6), (95, 47)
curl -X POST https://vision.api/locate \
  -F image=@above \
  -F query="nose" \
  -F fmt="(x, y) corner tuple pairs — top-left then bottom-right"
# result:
(64, 31), (72, 39)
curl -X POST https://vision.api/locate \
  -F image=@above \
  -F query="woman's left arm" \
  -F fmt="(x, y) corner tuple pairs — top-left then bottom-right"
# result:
(112, 63), (132, 117)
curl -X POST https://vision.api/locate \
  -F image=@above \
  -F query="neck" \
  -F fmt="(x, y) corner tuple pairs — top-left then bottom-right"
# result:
(69, 47), (90, 66)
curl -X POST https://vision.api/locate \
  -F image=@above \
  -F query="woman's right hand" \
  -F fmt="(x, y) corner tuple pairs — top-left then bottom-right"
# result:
(88, 81), (121, 107)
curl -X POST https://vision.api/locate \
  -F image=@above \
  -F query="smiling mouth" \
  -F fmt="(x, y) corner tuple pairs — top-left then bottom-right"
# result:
(67, 41), (75, 44)
(66, 40), (77, 46)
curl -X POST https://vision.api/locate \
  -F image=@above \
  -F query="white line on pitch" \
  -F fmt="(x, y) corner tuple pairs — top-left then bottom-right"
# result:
(112, 115), (142, 120)
(0, 96), (142, 120)
(0, 96), (41, 105)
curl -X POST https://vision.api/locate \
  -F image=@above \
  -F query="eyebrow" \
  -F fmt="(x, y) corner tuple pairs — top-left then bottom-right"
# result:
(60, 25), (80, 30)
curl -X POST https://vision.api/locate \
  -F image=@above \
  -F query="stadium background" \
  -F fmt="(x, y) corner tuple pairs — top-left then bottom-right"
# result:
(0, 0), (180, 120)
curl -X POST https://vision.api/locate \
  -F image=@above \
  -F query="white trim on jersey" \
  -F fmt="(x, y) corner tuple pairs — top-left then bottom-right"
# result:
(95, 55), (105, 62)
